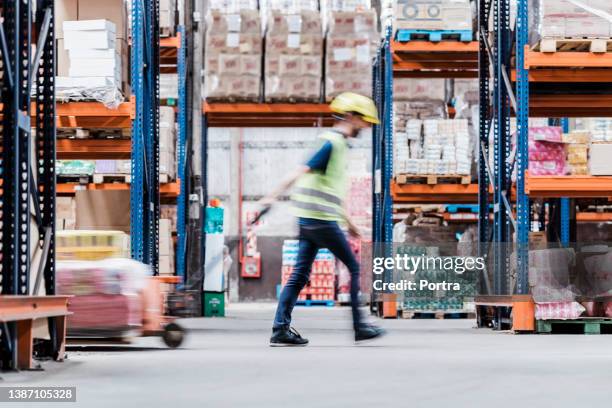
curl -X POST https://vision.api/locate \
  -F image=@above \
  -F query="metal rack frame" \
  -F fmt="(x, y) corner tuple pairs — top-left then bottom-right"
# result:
(0, 0), (58, 369)
(131, 0), (161, 272)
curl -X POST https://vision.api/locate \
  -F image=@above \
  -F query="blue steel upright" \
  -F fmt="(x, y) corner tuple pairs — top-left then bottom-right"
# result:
(515, 0), (530, 294)
(176, 25), (188, 280)
(131, 0), (160, 273)
(382, 27), (394, 244)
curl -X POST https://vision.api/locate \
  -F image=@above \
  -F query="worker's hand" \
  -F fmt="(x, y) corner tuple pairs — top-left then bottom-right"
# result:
(258, 195), (275, 207)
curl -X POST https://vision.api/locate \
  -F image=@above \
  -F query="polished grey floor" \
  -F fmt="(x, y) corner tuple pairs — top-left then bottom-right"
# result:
(3, 303), (611, 407)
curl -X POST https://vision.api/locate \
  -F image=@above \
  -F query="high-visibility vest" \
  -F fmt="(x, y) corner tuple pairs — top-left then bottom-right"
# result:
(290, 131), (348, 222)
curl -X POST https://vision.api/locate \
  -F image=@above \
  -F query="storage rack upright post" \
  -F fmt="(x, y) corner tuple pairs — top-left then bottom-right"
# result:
(476, 0), (612, 330)
(372, 24), (480, 312)
(0, 0), (60, 369)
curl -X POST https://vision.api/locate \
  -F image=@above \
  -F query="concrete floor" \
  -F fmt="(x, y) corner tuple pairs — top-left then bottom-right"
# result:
(3, 303), (612, 407)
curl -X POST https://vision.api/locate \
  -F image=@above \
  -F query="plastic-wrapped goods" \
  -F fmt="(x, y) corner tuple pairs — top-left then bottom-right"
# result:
(528, 248), (575, 303)
(528, 127), (567, 175)
(57, 230), (130, 260)
(325, 9), (379, 101)
(531, 0), (612, 43)
(204, 7), (262, 101)
(265, 9), (323, 101)
(535, 302), (585, 320)
(57, 259), (151, 335)
(393, 0), (472, 32)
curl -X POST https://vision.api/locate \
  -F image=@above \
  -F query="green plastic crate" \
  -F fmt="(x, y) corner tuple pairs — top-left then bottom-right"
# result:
(203, 292), (225, 317)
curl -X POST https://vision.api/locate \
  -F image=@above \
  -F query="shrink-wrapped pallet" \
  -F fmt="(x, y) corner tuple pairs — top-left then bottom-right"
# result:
(264, 6), (323, 101)
(204, 5), (262, 101)
(325, 7), (379, 100)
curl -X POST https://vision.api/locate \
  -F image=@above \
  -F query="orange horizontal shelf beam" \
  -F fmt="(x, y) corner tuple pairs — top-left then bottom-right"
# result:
(511, 68), (612, 82)
(392, 40), (479, 53)
(393, 61), (478, 71)
(203, 102), (335, 127)
(57, 182), (179, 198)
(57, 139), (131, 160)
(1, 101), (134, 129)
(528, 94), (612, 117)
(391, 182), (483, 204)
(577, 212), (612, 222)
(394, 70), (478, 78)
(160, 34), (180, 48)
(526, 173), (612, 198)
(525, 46), (612, 68)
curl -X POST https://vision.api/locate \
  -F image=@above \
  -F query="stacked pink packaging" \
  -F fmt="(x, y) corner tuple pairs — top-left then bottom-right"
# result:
(528, 127), (566, 176)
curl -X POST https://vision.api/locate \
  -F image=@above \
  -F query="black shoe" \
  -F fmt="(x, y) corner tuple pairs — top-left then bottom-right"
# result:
(355, 324), (386, 342)
(270, 327), (309, 347)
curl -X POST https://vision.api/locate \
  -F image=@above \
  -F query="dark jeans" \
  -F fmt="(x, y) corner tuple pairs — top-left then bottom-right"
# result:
(273, 220), (363, 331)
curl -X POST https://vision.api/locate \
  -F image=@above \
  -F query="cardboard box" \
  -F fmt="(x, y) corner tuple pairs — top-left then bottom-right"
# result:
(69, 53), (120, 78)
(159, 218), (173, 257)
(78, 0), (128, 40)
(394, 0), (472, 31)
(159, 151), (176, 179)
(589, 143), (612, 175)
(55, 0), (78, 39)
(75, 190), (130, 233)
(64, 29), (116, 50)
(159, 255), (175, 276)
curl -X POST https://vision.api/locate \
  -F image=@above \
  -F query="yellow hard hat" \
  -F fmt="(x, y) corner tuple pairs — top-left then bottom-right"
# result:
(329, 92), (380, 124)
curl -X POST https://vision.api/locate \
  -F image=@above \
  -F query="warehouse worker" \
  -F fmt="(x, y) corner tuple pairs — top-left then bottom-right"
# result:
(260, 92), (386, 346)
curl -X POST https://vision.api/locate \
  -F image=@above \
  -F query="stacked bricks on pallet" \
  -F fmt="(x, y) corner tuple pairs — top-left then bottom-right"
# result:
(324, 1), (379, 101)
(264, 1), (323, 102)
(281, 240), (335, 302)
(204, 1), (262, 101)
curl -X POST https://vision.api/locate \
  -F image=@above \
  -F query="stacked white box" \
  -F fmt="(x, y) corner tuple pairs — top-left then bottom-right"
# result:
(159, 107), (177, 180)
(534, 0), (612, 40)
(58, 20), (123, 107)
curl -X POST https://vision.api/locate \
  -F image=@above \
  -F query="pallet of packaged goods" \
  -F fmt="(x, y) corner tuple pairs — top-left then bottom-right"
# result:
(159, 106), (177, 182)
(203, 2), (262, 102)
(159, 0), (177, 37)
(391, 0), (473, 42)
(264, 5), (323, 102)
(281, 240), (336, 305)
(393, 116), (473, 182)
(325, 4), (379, 101)
(401, 309), (476, 319)
(532, 0), (612, 53)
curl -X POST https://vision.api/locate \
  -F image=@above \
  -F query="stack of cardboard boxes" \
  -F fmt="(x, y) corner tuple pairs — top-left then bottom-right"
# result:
(264, 8), (323, 101)
(56, 0), (129, 99)
(204, 8), (262, 101)
(159, 219), (175, 276)
(325, 8), (378, 100)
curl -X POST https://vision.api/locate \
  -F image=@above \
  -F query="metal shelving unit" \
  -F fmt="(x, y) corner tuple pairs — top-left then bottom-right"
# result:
(477, 0), (612, 328)
(0, 0), (58, 369)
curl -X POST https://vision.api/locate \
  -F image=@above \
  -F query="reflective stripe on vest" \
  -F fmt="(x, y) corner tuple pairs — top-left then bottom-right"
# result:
(292, 187), (343, 206)
(292, 201), (343, 217)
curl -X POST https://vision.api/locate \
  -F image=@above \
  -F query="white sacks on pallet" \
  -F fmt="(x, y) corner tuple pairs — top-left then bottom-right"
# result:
(204, 7), (262, 101)
(325, 9), (379, 101)
(264, 9), (323, 101)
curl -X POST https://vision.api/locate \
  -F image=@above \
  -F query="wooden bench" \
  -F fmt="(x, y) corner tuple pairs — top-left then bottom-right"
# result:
(0, 296), (71, 369)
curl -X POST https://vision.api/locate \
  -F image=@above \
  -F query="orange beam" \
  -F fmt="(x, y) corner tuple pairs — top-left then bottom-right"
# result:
(525, 46), (612, 68)
(0, 295), (71, 322)
(392, 182), (482, 204)
(526, 173), (612, 198)
(57, 182), (179, 198)
(392, 41), (479, 53)
(577, 212), (612, 222)
(393, 61), (478, 71)
(57, 139), (131, 160)
(56, 101), (133, 128)
(511, 68), (612, 82)
(528, 94), (612, 117)
(160, 34), (180, 48)
(203, 102), (335, 127)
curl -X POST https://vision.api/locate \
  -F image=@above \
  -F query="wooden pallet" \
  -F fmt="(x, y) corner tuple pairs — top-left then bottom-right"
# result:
(93, 173), (132, 184)
(395, 29), (473, 43)
(395, 174), (471, 185)
(402, 309), (476, 319)
(534, 38), (612, 53)
(57, 174), (91, 184)
(536, 318), (612, 334)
